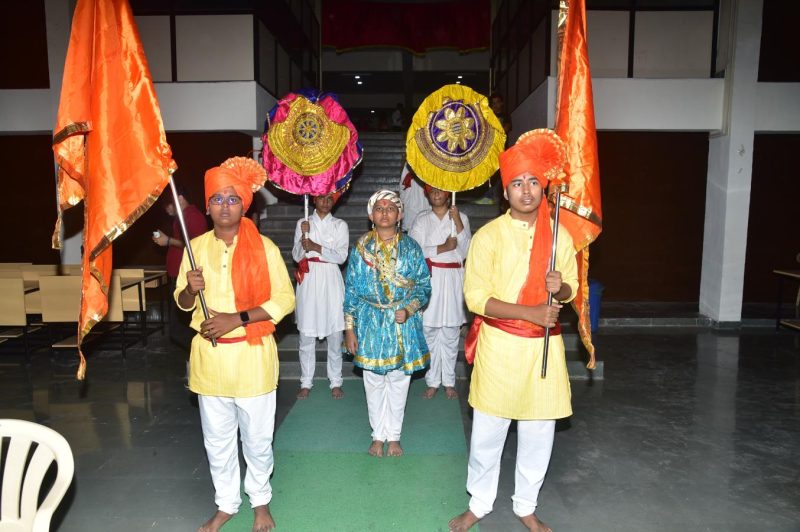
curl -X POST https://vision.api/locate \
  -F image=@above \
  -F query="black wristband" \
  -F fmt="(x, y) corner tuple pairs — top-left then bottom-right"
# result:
(239, 310), (250, 326)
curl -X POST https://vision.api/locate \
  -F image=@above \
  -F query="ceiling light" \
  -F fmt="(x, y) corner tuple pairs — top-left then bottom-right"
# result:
(457, 75), (463, 79)
(370, 110), (375, 114)
(354, 75), (361, 79)
(456, 81), (461, 84)
(357, 81), (363, 85)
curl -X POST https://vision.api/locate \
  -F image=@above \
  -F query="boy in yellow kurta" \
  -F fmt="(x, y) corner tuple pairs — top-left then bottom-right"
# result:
(449, 130), (577, 532)
(175, 157), (295, 532)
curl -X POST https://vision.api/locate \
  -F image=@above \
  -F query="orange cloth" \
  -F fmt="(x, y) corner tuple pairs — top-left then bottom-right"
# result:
(52, 0), (176, 379)
(497, 130), (568, 330)
(554, 0), (603, 368)
(204, 157), (272, 345)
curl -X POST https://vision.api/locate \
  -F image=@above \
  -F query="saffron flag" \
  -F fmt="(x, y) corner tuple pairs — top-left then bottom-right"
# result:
(553, 0), (602, 368)
(52, 0), (175, 379)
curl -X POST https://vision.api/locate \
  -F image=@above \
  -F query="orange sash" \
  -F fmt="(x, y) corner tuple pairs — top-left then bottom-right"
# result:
(464, 315), (561, 364)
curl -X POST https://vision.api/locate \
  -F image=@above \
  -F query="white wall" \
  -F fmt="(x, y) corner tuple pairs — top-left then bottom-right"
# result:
(586, 11), (629, 78)
(176, 15), (253, 81)
(155, 82), (269, 134)
(550, 10), (713, 79)
(755, 83), (800, 132)
(507, 77), (724, 134)
(135, 15), (172, 82)
(634, 11), (713, 78)
(0, 90), (54, 132)
(592, 78), (724, 131)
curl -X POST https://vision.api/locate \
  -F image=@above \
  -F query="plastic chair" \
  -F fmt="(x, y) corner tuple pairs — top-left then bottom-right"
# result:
(0, 419), (74, 532)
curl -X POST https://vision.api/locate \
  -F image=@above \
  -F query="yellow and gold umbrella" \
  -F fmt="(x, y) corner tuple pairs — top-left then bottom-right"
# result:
(406, 84), (506, 194)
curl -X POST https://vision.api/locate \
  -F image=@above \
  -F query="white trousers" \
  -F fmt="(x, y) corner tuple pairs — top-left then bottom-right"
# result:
(363, 370), (411, 441)
(198, 392), (276, 515)
(423, 325), (460, 388)
(467, 408), (555, 518)
(298, 330), (344, 389)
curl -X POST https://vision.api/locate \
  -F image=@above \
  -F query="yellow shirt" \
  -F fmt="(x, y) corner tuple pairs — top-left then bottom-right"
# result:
(464, 212), (578, 420)
(174, 230), (295, 397)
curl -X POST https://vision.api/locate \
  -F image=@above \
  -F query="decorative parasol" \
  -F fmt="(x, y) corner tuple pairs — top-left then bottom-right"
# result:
(405, 84), (506, 234)
(262, 88), (362, 221)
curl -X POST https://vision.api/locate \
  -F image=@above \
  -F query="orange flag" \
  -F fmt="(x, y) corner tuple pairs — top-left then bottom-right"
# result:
(52, 0), (176, 379)
(553, 0), (602, 369)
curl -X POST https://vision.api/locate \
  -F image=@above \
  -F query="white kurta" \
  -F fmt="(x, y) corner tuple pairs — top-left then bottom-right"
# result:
(292, 211), (349, 338)
(409, 210), (471, 327)
(399, 165), (430, 232)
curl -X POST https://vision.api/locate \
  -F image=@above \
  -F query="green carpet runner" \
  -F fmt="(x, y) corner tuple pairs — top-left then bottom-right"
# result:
(224, 378), (471, 531)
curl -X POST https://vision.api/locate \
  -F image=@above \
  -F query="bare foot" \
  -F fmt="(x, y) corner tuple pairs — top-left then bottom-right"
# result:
(368, 440), (384, 457)
(445, 386), (459, 399)
(252, 504), (275, 532)
(422, 386), (438, 399)
(331, 386), (344, 399)
(198, 510), (233, 532)
(296, 387), (310, 399)
(517, 513), (552, 532)
(448, 509), (480, 531)
(387, 440), (403, 457)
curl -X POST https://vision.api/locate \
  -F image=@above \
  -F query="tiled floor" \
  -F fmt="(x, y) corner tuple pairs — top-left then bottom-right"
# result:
(1, 325), (798, 531)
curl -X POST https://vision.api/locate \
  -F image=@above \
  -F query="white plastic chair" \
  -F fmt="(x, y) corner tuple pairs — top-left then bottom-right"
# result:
(0, 419), (74, 532)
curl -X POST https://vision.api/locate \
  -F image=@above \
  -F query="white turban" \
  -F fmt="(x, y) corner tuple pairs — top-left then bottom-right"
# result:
(367, 189), (404, 216)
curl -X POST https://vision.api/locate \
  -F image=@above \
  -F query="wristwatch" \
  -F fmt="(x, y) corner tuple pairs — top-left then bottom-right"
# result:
(239, 311), (250, 327)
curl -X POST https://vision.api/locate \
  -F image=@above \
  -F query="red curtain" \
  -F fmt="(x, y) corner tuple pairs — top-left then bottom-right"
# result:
(323, 0), (489, 54)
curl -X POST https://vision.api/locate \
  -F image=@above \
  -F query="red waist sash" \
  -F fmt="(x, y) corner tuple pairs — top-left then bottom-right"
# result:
(464, 316), (561, 364)
(202, 335), (247, 344)
(425, 258), (462, 272)
(295, 256), (327, 284)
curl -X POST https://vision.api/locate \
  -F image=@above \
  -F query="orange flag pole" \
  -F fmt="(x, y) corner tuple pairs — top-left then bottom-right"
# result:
(541, 184), (566, 378)
(166, 178), (215, 347)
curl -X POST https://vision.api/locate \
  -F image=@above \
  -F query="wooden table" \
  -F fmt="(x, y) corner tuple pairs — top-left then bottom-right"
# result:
(119, 271), (168, 344)
(143, 270), (169, 326)
(774, 269), (800, 331)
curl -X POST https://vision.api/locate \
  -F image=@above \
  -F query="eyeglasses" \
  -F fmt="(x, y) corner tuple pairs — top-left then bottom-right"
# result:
(208, 195), (242, 206)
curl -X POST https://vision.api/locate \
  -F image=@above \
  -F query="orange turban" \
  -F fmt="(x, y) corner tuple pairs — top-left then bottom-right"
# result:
(203, 157), (272, 345)
(204, 156), (266, 211)
(316, 190), (344, 204)
(499, 129), (567, 188)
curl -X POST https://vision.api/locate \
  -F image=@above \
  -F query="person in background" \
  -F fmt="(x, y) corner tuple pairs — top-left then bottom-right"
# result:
(153, 184), (208, 369)
(398, 164), (429, 233)
(474, 92), (513, 207)
(391, 103), (405, 132)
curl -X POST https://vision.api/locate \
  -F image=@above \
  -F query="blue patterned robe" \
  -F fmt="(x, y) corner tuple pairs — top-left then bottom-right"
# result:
(343, 231), (431, 375)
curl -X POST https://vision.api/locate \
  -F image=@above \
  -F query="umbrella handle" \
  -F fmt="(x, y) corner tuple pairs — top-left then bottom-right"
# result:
(303, 194), (310, 239)
(450, 191), (457, 237)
